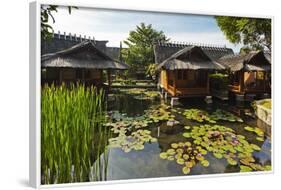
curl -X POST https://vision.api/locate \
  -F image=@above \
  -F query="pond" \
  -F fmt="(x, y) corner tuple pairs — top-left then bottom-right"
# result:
(100, 88), (271, 181)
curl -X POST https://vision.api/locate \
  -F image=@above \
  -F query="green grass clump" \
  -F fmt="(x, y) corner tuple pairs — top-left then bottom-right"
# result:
(41, 83), (110, 184)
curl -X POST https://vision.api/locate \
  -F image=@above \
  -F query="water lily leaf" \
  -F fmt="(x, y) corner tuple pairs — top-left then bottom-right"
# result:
(183, 154), (189, 160)
(240, 165), (253, 172)
(200, 149), (208, 155)
(196, 154), (204, 161)
(185, 161), (193, 168)
(254, 128), (264, 137)
(176, 158), (185, 165)
(264, 165), (271, 171)
(184, 126), (191, 130)
(176, 148), (184, 154)
(227, 158), (238, 165)
(185, 142), (192, 147)
(183, 133), (191, 138)
(250, 144), (261, 151)
(167, 149), (176, 155)
(175, 153), (182, 159)
(201, 160), (209, 167)
(213, 152), (223, 159)
(171, 143), (178, 149)
(167, 156), (175, 161)
(244, 126), (255, 132)
(182, 166), (191, 174)
(256, 137), (264, 142)
(134, 144), (145, 150)
(159, 152), (168, 159)
(150, 138), (157, 143)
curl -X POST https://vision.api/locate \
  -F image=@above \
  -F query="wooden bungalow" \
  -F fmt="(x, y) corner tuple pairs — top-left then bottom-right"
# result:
(155, 46), (225, 97)
(41, 41), (128, 88)
(217, 51), (271, 99)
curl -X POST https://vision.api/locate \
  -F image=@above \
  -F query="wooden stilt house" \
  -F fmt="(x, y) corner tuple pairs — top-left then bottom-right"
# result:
(41, 41), (128, 88)
(155, 46), (225, 97)
(217, 51), (271, 96)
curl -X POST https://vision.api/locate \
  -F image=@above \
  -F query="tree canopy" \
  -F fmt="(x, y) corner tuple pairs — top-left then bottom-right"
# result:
(122, 23), (169, 78)
(215, 16), (271, 51)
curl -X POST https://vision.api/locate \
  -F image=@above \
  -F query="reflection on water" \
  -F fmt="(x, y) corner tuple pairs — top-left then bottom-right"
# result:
(103, 89), (271, 181)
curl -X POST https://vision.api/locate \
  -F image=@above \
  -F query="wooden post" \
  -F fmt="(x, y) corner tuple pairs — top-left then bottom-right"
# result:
(107, 69), (111, 90)
(263, 71), (266, 92)
(240, 71), (244, 93)
(82, 69), (85, 83)
(173, 71), (177, 96)
(206, 71), (210, 94)
(59, 69), (63, 85)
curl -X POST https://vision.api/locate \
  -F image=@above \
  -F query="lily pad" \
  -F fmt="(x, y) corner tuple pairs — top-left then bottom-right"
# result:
(182, 167), (191, 174)
(250, 144), (261, 151)
(160, 152), (168, 159)
(213, 152), (223, 159)
(183, 133), (191, 138)
(184, 126), (191, 130)
(256, 137), (264, 142)
(176, 158), (185, 165)
(244, 126), (255, 132)
(240, 165), (253, 172)
(201, 160), (209, 167)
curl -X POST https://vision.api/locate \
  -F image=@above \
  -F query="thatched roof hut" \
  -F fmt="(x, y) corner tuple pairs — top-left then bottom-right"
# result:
(42, 41), (128, 70)
(156, 46), (225, 71)
(218, 51), (271, 72)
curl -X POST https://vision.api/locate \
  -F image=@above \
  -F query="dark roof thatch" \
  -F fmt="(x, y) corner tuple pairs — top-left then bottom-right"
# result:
(218, 51), (271, 72)
(156, 46), (225, 71)
(154, 41), (234, 64)
(41, 41), (128, 70)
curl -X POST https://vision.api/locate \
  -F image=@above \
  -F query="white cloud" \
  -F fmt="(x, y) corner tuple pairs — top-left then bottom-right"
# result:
(48, 6), (243, 53)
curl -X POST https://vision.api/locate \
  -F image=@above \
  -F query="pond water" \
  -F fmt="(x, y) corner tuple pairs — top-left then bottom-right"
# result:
(102, 88), (271, 181)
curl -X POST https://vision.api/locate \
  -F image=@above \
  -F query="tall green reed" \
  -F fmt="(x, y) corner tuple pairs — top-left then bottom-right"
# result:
(41, 83), (111, 184)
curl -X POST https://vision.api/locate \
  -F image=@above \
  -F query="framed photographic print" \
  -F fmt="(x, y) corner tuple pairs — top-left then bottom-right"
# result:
(29, 1), (273, 188)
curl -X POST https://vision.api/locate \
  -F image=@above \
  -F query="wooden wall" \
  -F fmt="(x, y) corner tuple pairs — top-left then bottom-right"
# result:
(43, 68), (103, 85)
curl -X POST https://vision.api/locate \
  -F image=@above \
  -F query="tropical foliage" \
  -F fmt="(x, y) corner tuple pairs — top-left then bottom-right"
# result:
(122, 23), (169, 78)
(215, 16), (271, 51)
(41, 5), (77, 40)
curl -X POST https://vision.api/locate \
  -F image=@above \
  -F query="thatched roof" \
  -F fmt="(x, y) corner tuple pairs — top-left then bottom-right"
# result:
(156, 46), (225, 71)
(154, 41), (234, 64)
(41, 41), (128, 70)
(218, 51), (271, 72)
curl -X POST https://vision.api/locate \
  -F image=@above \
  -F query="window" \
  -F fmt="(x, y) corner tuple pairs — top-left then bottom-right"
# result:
(257, 71), (264, 80)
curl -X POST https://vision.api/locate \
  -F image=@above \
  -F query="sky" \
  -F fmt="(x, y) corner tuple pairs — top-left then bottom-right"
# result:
(48, 6), (243, 53)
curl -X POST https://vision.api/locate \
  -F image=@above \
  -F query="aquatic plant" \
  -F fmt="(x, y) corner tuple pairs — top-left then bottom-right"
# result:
(119, 88), (159, 100)
(210, 109), (243, 122)
(146, 104), (177, 123)
(182, 109), (243, 123)
(183, 109), (216, 123)
(244, 126), (265, 137)
(108, 129), (157, 152)
(41, 84), (110, 184)
(182, 124), (270, 171)
(159, 142), (209, 174)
